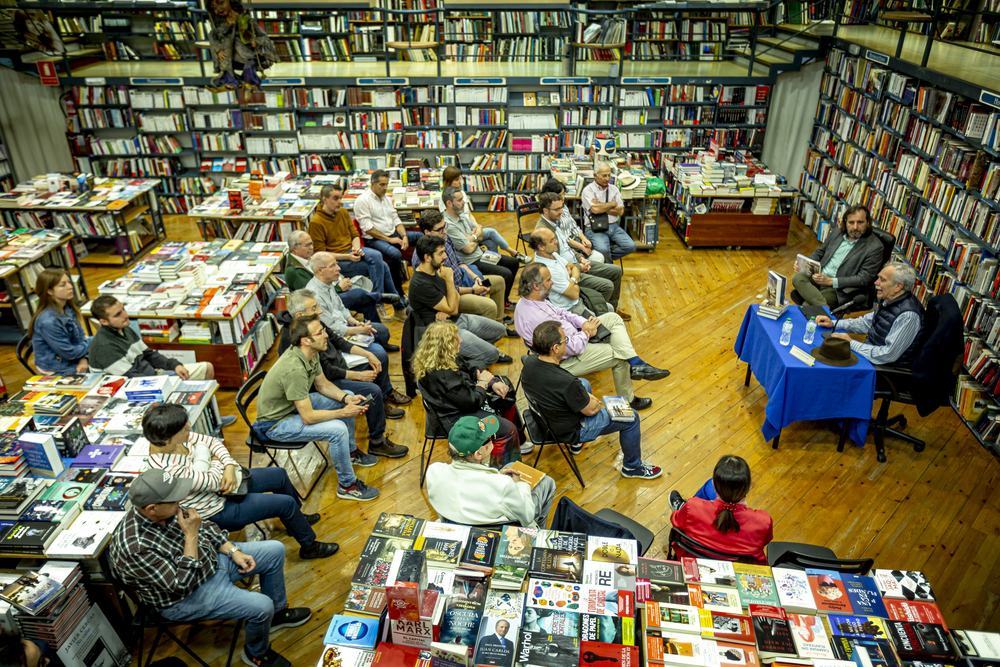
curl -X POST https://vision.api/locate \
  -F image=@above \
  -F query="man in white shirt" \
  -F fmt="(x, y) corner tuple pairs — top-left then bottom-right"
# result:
(535, 192), (626, 319)
(426, 415), (555, 528)
(580, 162), (637, 262)
(306, 252), (392, 347)
(353, 170), (422, 322)
(529, 226), (610, 317)
(541, 178), (606, 264)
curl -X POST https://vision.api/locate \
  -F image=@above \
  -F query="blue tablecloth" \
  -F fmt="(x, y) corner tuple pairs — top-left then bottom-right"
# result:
(734, 305), (876, 446)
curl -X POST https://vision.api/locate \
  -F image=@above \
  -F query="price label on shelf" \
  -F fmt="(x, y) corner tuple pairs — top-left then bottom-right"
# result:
(865, 50), (889, 65)
(980, 90), (1000, 109)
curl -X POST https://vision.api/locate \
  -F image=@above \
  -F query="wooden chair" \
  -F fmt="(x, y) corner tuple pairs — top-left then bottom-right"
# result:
(767, 542), (874, 574)
(667, 527), (757, 564)
(234, 370), (329, 501)
(16, 335), (35, 375)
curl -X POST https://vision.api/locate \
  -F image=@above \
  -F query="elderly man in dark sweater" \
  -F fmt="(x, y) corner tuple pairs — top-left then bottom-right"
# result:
(276, 289), (408, 459)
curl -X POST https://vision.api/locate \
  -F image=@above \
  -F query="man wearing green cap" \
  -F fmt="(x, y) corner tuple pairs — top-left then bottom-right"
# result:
(426, 415), (556, 528)
(110, 469), (311, 667)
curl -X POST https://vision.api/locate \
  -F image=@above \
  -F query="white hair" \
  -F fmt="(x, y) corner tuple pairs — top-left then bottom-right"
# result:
(288, 229), (311, 251)
(287, 289), (316, 316)
(596, 161), (613, 174)
(308, 251), (334, 274)
(887, 261), (917, 292)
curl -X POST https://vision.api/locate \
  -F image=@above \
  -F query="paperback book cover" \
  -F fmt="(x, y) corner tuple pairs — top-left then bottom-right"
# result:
(583, 560), (636, 591)
(0, 521), (62, 554)
(638, 558), (686, 585)
(830, 637), (902, 667)
(343, 584), (386, 617)
(714, 639), (762, 667)
(415, 535), (463, 569)
(0, 571), (63, 615)
(323, 615), (380, 650)
(950, 629), (1000, 659)
(522, 607), (579, 637)
(438, 596), (484, 648)
(581, 585), (634, 618)
(645, 632), (710, 666)
(515, 631), (579, 667)
(579, 640), (639, 666)
(733, 563), (780, 607)
(806, 569), (853, 615)
(45, 510), (126, 558)
(529, 548), (583, 583)
(17, 433), (64, 478)
(528, 579), (584, 611)
(689, 584), (742, 614)
(773, 568), (818, 614)
(372, 512), (426, 539)
(474, 615), (520, 667)
(840, 574), (888, 618)
(787, 613), (836, 659)
(59, 466), (106, 485)
(580, 613), (635, 646)
(83, 486), (129, 511)
(699, 609), (756, 645)
(748, 604), (797, 661)
(825, 615), (889, 640)
(882, 599), (948, 631)
(351, 535), (414, 587)
(885, 620), (955, 660)
(19, 499), (80, 524)
(683, 558), (737, 586)
(587, 536), (638, 565)
(459, 527), (500, 573)
(644, 601), (700, 634)
(534, 530), (587, 554)
(491, 526), (537, 589)
(871, 569), (936, 601)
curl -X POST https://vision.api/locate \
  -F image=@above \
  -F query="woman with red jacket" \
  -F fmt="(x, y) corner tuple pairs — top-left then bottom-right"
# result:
(670, 455), (774, 565)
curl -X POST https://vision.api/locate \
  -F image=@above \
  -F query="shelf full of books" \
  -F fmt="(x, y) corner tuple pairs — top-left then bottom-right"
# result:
(316, 508), (998, 667)
(798, 45), (1000, 456)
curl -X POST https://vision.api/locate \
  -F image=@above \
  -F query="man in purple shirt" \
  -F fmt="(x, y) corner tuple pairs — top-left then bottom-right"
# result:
(513, 263), (669, 411)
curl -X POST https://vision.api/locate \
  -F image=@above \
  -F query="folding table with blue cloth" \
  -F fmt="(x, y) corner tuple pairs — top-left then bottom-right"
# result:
(734, 304), (876, 449)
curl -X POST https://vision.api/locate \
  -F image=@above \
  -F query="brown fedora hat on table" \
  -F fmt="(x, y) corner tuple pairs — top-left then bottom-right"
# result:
(809, 337), (859, 367)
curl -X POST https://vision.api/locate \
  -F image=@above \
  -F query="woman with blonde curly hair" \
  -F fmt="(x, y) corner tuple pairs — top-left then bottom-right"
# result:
(413, 321), (525, 467)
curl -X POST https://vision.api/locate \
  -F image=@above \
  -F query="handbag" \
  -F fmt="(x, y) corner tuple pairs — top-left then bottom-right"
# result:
(588, 186), (611, 233)
(226, 466), (252, 502)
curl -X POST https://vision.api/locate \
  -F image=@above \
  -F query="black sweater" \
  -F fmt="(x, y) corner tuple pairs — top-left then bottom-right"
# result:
(417, 358), (489, 430)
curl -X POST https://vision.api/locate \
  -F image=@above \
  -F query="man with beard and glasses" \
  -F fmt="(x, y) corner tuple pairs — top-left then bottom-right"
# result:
(791, 204), (884, 309)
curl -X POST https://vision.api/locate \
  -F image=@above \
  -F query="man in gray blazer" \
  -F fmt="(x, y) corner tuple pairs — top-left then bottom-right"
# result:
(792, 204), (884, 308)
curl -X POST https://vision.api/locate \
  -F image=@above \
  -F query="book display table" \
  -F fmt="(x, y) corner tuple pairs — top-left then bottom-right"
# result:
(0, 176), (166, 267)
(188, 175), (323, 242)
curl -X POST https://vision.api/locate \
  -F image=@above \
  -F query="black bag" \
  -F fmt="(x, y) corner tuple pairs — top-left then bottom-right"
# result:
(225, 466), (252, 502)
(588, 186), (611, 233)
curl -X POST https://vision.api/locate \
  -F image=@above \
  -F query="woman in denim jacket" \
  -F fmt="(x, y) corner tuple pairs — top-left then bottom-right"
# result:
(28, 269), (90, 375)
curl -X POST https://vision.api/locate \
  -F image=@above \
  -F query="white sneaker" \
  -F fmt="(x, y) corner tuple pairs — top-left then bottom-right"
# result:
(520, 440), (535, 455)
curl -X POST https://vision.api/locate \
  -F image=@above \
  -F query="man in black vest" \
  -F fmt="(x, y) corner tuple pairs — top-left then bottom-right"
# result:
(815, 261), (923, 365)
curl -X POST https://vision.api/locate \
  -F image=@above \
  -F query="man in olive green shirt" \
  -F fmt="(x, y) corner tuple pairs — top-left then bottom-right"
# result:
(253, 315), (379, 502)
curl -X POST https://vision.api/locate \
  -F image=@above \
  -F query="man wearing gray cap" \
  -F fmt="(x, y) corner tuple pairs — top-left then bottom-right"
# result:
(110, 469), (310, 667)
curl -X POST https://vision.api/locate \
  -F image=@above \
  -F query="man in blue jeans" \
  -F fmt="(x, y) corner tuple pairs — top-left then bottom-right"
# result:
(520, 320), (662, 480)
(109, 469), (310, 667)
(580, 162), (637, 262)
(353, 169), (422, 322)
(253, 315), (379, 502)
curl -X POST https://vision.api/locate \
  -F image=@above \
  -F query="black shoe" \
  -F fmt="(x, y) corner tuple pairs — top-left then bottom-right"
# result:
(505, 327), (520, 338)
(369, 438), (409, 458)
(271, 607), (312, 632)
(304, 513), (321, 526)
(380, 293), (400, 304)
(669, 490), (685, 511)
(242, 647), (291, 667)
(385, 405), (405, 419)
(496, 353), (513, 364)
(503, 315), (514, 325)
(382, 342), (401, 352)
(630, 365), (671, 382)
(298, 541), (339, 560)
(630, 396), (652, 410)
(505, 300), (514, 310)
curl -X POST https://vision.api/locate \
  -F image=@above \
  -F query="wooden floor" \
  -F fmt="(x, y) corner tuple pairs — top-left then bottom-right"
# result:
(7, 212), (1000, 664)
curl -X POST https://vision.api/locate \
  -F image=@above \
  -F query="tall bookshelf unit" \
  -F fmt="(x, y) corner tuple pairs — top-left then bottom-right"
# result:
(799, 44), (1000, 455)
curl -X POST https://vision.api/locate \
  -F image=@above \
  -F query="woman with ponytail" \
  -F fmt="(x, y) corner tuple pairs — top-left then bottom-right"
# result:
(669, 455), (773, 564)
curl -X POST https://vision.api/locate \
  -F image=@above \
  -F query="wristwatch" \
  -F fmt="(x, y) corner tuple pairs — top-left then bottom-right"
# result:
(570, 277), (579, 284)
(227, 545), (241, 558)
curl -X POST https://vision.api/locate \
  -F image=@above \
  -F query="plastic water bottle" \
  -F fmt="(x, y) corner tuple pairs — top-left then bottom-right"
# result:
(803, 317), (817, 345)
(780, 318), (793, 346)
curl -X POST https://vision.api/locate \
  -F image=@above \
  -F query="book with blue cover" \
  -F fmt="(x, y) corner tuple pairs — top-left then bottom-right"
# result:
(841, 574), (889, 618)
(17, 433), (64, 478)
(323, 614), (380, 649)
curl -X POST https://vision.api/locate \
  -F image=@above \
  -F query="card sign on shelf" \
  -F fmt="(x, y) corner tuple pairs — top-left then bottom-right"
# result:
(980, 90), (1000, 109)
(455, 78), (506, 86)
(539, 77), (591, 85)
(130, 78), (185, 86)
(356, 78), (409, 85)
(621, 77), (672, 85)
(264, 78), (305, 86)
(84, 77), (107, 86)
(865, 50), (890, 65)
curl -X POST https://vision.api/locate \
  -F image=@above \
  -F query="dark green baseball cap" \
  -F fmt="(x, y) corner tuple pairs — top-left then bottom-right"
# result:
(448, 415), (500, 455)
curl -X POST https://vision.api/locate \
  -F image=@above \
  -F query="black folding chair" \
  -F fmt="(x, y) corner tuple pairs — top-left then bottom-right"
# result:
(16, 335), (35, 375)
(234, 370), (329, 502)
(667, 527), (757, 564)
(515, 201), (541, 254)
(767, 542), (874, 574)
(419, 396), (449, 488)
(522, 395), (585, 488)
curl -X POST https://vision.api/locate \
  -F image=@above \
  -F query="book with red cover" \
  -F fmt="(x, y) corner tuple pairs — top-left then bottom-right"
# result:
(748, 604), (796, 661)
(371, 642), (425, 664)
(699, 609), (756, 645)
(882, 599), (948, 631)
(805, 569), (853, 615)
(580, 640), (638, 665)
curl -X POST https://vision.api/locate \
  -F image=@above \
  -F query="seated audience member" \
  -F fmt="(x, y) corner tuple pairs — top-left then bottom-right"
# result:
(529, 226), (611, 317)
(536, 191), (627, 320)
(442, 186), (520, 308)
(28, 268), (91, 375)
(581, 162), (637, 262)
(413, 210), (512, 331)
(306, 252), (397, 352)
(109, 469), (310, 667)
(521, 321), (662, 480)
(353, 169), (422, 321)
(540, 178), (605, 264)
(426, 415), (555, 528)
(413, 321), (528, 460)
(669, 455), (773, 564)
(814, 262), (924, 365)
(409, 234), (510, 367)
(514, 264), (668, 410)
(277, 289), (411, 452)
(309, 182), (398, 300)
(143, 403), (339, 559)
(252, 315), (379, 501)
(792, 204), (884, 308)
(439, 166), (528, 262)
(89, 295), (218, 382)
(0, 634), (56, 667)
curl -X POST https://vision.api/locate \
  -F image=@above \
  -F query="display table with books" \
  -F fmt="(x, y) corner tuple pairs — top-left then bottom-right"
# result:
(0, 175), (166, 267)
(662, 154), (797, 249)
(0, 227), (90, 342)
(314, 509), (999, 667)
(734, 304), (876, 450)
(82, 239), (286, 387)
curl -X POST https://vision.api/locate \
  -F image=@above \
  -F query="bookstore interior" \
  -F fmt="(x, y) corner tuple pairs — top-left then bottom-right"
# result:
(0, 0), (999, 665)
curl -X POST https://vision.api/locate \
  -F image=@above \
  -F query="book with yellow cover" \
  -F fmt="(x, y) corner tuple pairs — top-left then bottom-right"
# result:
(508, 461), (547, 488)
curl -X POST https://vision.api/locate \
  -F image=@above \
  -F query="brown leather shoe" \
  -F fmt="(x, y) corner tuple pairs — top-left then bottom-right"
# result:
(616, 309), (632, 321)
(387, 389), (412, 405)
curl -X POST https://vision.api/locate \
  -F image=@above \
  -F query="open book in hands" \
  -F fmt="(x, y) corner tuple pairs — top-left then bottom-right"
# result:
(507, 461), (548, 488)
(796, 254), (822, 276)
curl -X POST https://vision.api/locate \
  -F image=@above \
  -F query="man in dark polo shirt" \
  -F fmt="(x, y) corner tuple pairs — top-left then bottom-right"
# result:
(253, 315), (378, 501)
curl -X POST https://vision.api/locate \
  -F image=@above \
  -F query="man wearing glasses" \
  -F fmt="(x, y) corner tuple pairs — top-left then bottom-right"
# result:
(412, 210), (514, 335)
